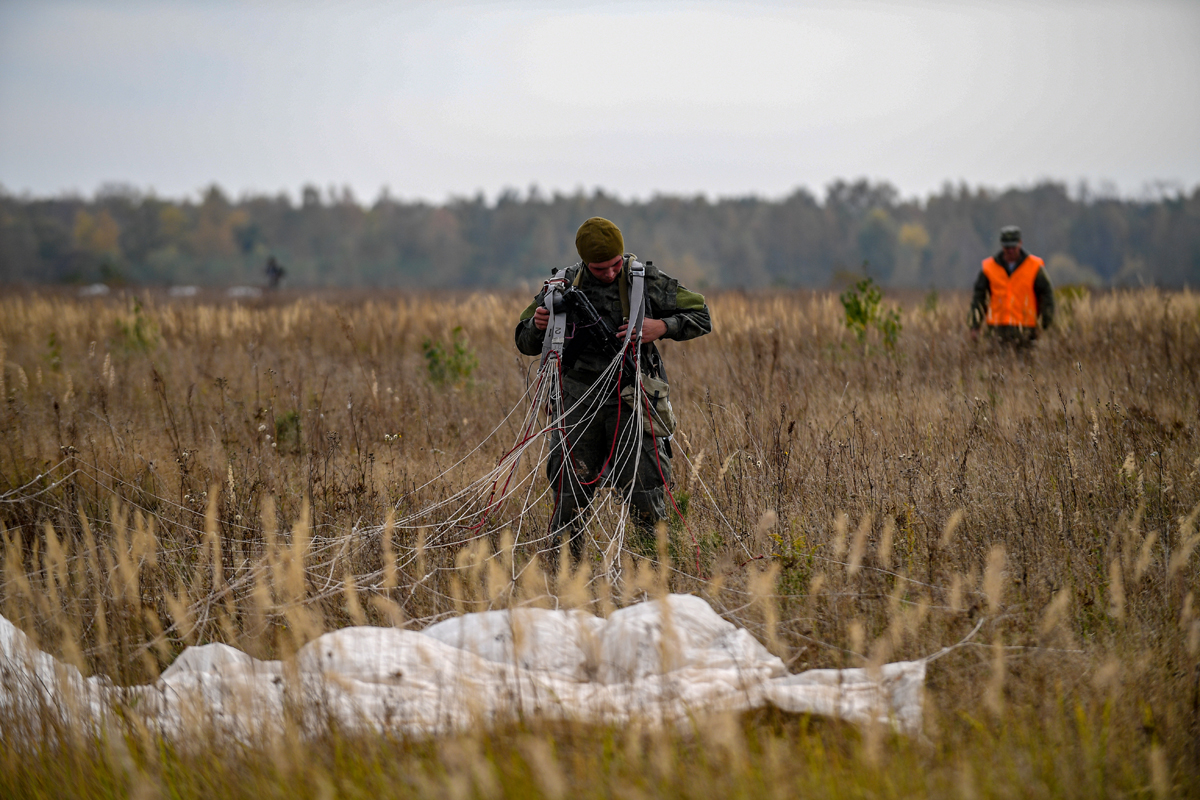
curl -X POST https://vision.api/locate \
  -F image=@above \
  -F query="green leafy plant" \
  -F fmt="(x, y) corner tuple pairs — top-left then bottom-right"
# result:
(839, 277), (902, 350)
(116, 297), (160, 354)
(422, 326), (478, 386)
(44, 331), (63, 372)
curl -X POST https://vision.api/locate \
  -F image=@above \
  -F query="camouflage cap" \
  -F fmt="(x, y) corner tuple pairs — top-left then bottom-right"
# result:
(999, 226), (1022, 245)
(575, 217), (624, 264)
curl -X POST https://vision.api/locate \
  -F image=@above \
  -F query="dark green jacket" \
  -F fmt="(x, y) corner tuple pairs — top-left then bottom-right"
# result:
(969, 249), (1055, 332)
(515, 258), (711, 399)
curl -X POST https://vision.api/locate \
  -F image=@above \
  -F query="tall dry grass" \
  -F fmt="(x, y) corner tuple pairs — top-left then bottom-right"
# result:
(1, 285), (1198, 798)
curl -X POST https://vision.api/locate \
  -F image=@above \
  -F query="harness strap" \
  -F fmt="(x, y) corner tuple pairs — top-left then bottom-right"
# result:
(623, 258), (647, 347)
(617, 260), (630, 321)
(616, 253), (638, 321)
(540, 278), (569, 364)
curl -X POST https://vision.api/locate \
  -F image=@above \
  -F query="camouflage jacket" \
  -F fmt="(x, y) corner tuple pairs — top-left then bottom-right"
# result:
(515, 257), (712, 399)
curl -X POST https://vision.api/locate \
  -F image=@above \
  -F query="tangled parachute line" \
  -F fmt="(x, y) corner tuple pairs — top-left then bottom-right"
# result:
(360, 262), (717, 596)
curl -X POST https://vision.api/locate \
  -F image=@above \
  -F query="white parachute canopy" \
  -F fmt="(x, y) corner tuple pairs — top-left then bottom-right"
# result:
(0, 593), (927, 740)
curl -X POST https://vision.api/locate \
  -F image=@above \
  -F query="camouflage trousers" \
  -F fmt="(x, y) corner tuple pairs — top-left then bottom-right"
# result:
(547, 394), (672, 561)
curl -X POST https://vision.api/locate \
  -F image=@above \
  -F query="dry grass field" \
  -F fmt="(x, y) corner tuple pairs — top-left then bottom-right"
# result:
(1, 285), (1198, 798)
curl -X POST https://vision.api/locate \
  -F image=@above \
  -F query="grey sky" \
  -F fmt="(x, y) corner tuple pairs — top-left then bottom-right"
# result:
(1, 0), (1197, 203)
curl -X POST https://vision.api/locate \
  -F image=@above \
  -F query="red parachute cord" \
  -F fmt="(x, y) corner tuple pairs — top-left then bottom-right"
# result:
(642, 387), (703, 579)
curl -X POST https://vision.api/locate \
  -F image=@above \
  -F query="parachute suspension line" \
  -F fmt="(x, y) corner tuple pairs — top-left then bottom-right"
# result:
(344, 261), (707, 612)
(398, 278), (582, 542)
(465, 353), (558, 533)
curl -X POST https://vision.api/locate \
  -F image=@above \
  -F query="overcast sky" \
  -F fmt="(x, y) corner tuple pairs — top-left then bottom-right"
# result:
(1, 0), (1197, 204)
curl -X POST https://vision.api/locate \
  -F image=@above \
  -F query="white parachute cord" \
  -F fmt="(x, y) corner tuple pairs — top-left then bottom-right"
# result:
(414, 351), (620, 545)
(391, 344), (599, 535)
(675, 447), (756, 560)
(541, 350), (623, 535)
(394, 371), (543, 504)
(391, 281), (576, 532)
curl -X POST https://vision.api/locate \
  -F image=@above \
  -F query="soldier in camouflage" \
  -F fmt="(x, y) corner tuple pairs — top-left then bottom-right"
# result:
(515, 217), (712, 560)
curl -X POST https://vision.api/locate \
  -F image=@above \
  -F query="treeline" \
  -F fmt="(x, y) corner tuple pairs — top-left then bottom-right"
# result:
(2, 180), (1198, 289)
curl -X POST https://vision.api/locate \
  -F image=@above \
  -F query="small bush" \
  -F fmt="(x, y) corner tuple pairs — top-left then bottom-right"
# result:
(422, 326), (478, 386)
(115, 297), (160, 353)
(839, 277), (901, 349)
(44, 332), (63, 372)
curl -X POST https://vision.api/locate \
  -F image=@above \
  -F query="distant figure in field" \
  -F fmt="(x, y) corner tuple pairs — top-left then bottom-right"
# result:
(265, 256), (286, 290)
(969, 226), (1054, 346)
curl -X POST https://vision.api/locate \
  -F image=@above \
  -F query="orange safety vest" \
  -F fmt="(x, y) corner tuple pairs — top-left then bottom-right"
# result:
(982, 254), (1043, 328)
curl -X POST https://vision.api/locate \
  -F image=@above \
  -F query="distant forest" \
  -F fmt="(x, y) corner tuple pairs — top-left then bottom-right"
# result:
(2, 180), (1198, 290)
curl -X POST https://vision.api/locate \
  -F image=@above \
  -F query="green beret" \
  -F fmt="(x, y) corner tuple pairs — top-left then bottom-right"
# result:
(575, 217), (624, 264)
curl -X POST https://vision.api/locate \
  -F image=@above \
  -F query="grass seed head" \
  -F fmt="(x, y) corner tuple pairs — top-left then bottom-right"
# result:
(877, 517), (894, 570)
(1108, 558), (1126, 622)
(984, 637), (1006, 715)
(519, 737), (567, 800)
(847, 513), (871, 577)
(983, 545), (1006, 614)
(1134, 530), (1158, 582)
(940, 509), (964, 548)
(949, 573), (964, 613)
(831, 512), (848, 560)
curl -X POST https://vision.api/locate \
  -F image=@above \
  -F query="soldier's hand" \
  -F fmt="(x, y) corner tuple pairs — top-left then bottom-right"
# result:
(617, 318), (668, 343)
(532, 306), (549, 330)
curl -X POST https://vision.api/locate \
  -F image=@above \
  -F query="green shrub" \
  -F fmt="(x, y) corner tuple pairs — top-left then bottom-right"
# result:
(839, 277), (901, 350)
(422, 326), (478, 386)
(115, 297), (160, 354)
(44, 331), (63, 372)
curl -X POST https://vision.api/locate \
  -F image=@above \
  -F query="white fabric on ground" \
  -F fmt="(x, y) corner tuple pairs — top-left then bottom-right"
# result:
(0, 594), (928, 739)
(423, 607), (606, 681)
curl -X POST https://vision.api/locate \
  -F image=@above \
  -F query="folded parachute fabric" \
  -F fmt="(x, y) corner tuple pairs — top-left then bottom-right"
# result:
(0, 594), (926, 739)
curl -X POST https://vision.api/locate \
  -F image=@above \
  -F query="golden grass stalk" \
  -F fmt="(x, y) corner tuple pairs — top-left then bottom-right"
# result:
(877, 517), (894, 570)
(847, 513), (871, 577)
(1108, 557), (1126, 622)
(939, 509), (964, 548)
(984, 636), (1006, 715)
(982, 545), (1005, 615)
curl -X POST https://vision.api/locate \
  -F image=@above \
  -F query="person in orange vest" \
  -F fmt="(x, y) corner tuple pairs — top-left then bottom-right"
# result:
(969, 226), (1055, 345)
